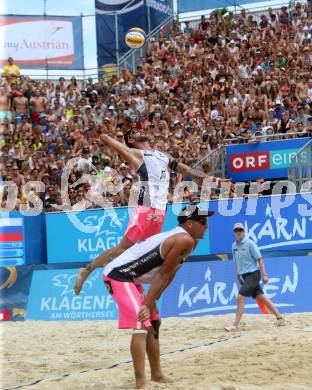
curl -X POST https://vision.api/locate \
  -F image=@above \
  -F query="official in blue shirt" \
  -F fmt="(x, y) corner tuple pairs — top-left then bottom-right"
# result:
(225, 223), (285, 331)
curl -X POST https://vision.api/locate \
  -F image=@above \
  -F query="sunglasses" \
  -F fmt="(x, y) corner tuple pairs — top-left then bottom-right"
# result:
(234, 228), (244, 233)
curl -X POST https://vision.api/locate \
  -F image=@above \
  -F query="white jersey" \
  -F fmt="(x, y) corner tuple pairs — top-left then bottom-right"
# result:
(137, 149), (170, 211)
(103, 226), (188, 284)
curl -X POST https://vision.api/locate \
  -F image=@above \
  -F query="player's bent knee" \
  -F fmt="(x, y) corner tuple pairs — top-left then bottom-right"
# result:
(151, 319), (161, 340)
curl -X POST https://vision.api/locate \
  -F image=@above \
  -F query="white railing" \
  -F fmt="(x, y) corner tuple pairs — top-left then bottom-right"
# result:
(288, 139), (312, 191)
(193, 145), (227, 178)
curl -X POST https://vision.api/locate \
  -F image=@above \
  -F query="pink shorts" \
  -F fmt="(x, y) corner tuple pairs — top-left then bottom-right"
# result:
(125, 205), (166, 244)
(103, 275), (160, 330)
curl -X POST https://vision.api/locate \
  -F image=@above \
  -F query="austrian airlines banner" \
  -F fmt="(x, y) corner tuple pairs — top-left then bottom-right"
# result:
(0, 15), (83, 69)
(226, 138), (311, 181)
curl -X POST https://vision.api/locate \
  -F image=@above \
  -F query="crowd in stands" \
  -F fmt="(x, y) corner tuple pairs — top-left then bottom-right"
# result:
(1, 2), (312, 211)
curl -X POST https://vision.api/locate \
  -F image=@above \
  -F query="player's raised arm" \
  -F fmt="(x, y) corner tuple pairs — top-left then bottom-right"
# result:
(165, 154), (211, 182)
(176, 160), (211, 181)
(138, 234), (194, 321)
(99, 133), (142, 169)
(167, 155), (230, 184)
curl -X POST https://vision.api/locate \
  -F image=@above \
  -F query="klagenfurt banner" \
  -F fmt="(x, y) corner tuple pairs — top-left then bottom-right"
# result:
(45, 194), (312, 263)
(0, 15), (83, 69)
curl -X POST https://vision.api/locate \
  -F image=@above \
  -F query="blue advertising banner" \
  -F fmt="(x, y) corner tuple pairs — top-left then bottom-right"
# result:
(45, 207), (132, 263)
(177, 0), (267, 14)
(0, 212), (46, 266)
(208, 194), (312, 254)
(1, 15), (83, 70)
(27, 268), (117, 321)
(147, 0), (173, 31)
(26, 267), (163, 321)
(25, 256), (312, 320)
(0, 212), (25, 266)
(45, 204), (210, 263)
(95, 0), (148, 67)
(95, 1), (173, 68)
(46, 194), (312, 262)
(0, 265), (34, 321)
(226, 138), (310, 181)
(161, 256), (312, 317)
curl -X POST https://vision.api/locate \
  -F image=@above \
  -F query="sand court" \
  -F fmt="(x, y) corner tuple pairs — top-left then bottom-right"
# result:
(1, 313), (312, 390)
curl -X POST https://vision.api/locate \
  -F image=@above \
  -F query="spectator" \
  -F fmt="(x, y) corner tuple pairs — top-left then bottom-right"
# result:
(2, 4), (312, 211)
(2, 57), (20, 85)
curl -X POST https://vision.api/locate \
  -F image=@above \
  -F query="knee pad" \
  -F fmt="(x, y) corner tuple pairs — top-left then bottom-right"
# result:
(151, 319), (161, 340)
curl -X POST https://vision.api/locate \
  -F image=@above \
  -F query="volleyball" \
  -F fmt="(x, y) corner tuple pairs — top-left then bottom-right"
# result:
(125, 27), (146, 49)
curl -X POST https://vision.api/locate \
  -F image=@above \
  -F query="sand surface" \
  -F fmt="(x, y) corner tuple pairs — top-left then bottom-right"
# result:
(1, 313), (312, 390)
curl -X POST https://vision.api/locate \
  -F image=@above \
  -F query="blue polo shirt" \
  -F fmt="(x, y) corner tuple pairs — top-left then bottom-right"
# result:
(232, 237), (261, 275)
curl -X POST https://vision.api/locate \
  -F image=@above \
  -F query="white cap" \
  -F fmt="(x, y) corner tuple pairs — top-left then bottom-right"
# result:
(233, 222), (245, 231)
(303, 26), (309, 31)
(256, 65), (262, 71)
(229, 39), (235, 44)
(275, 99), (282, 105)
(174, 119), (180, 125)
(211, 110), (218, 120)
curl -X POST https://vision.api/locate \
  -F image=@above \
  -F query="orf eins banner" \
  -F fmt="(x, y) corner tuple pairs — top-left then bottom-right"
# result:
(0, 15), (83, 69)
(226, 138), (311, 181)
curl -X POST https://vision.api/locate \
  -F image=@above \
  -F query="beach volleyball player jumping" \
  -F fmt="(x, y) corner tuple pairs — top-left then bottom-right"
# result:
(74, 126), (211, 294)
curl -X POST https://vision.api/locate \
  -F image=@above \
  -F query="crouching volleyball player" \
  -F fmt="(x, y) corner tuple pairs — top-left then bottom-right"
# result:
(103, 205), (213, 389)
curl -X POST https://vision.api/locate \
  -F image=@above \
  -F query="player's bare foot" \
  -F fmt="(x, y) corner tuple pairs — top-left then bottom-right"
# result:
(135, 378), (146, 389)
(74, 268), (89, 295)
(151, 373), (173, 383)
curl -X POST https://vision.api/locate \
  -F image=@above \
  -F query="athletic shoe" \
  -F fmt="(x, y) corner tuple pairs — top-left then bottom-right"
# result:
(275, 317), (286, 327)
(224, 324), (239, 332)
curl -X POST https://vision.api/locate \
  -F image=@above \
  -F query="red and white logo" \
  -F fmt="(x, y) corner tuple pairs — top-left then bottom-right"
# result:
(0, 310), (11, 321)
(230, 151), (270, 172)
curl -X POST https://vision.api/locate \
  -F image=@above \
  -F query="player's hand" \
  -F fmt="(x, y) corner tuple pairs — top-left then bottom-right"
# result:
(137, 304), (150, 322)
(74, 267), (90, 295)
(262, 275), (269, 284)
